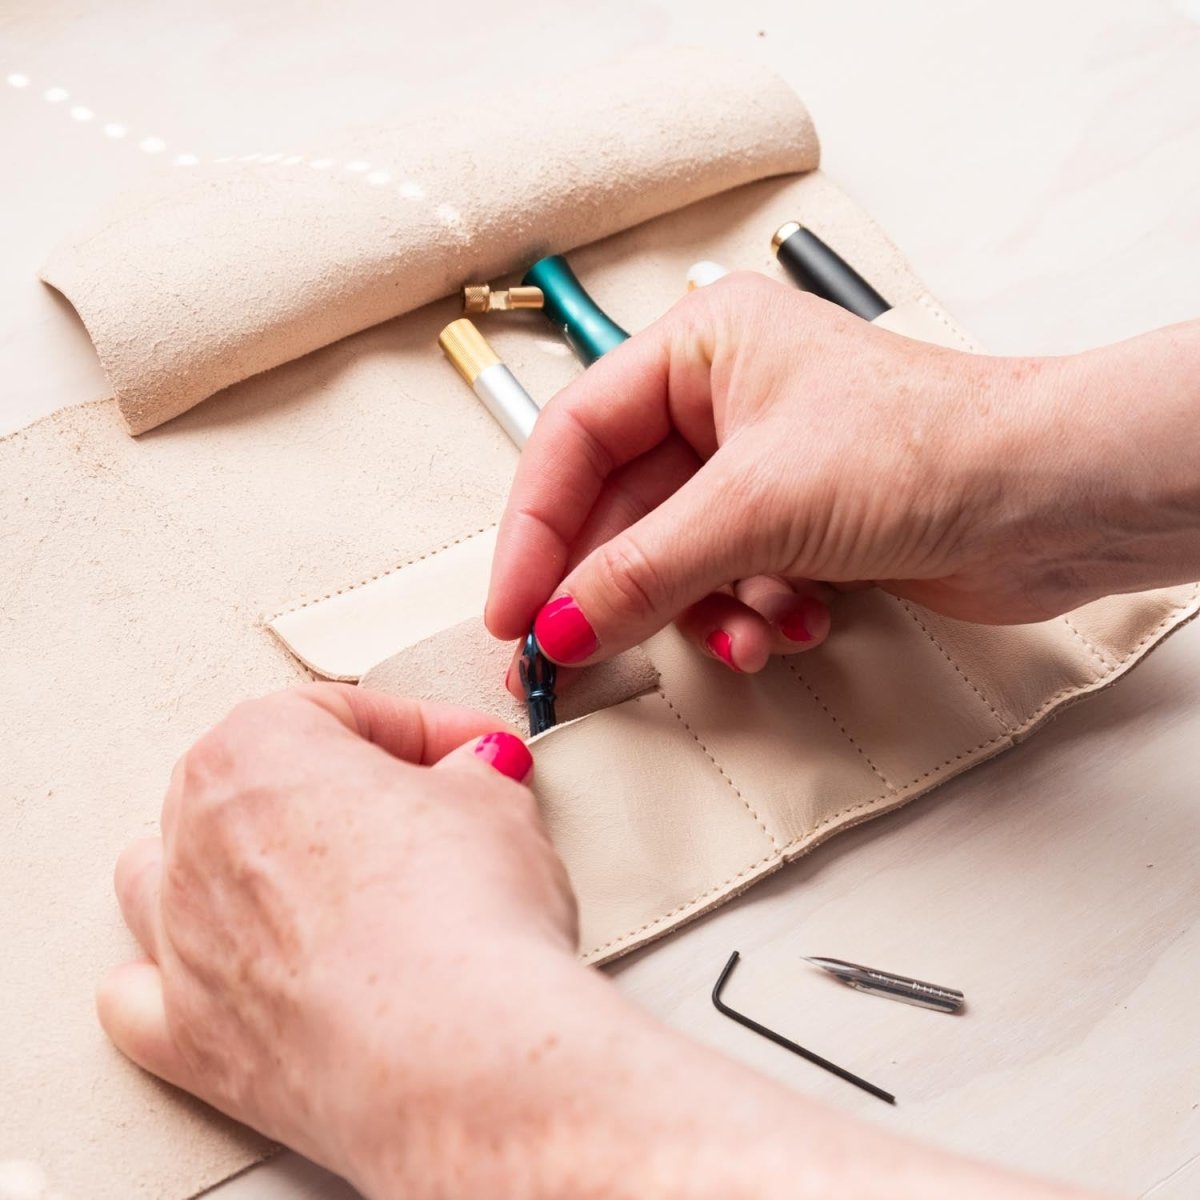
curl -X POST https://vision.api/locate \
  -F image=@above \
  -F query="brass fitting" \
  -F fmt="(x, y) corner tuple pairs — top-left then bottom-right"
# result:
(462, 283), (545, 314)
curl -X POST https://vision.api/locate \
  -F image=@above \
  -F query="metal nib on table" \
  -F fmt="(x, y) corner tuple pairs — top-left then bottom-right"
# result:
(804, 957), (966, 1014)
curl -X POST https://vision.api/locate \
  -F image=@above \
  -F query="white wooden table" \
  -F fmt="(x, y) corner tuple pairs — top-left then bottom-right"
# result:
(3, 2), (1198, 1195)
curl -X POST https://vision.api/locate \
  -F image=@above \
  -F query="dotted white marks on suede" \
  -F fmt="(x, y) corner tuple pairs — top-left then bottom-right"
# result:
(4, 66), (449, 199)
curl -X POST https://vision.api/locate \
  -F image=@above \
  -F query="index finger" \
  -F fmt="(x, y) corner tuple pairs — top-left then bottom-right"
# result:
(484, 295), (715, 642)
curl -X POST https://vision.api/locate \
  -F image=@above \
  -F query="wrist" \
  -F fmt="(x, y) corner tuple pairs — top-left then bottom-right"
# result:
(337, 943), (1101, 1200)
(334, 946), (805, 1200)
(950, 332), (1200, 615)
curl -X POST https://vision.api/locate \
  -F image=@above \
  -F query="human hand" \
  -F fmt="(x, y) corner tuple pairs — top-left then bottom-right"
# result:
(99, 683), (1107, 1200)
(98, 685), (589, 1197)
(488, 273), (1195, 671)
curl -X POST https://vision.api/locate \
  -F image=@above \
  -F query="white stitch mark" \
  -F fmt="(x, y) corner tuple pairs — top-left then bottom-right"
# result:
(398, 180), (424, 199)
(69, 104), (93, 121)
(783, 660), (897, 791)
(6, 72), (30, 88)
(583, 852), (778, 959)
(773, 583), (1200, 860)
(896, 598), (1010, 733)
(42, 86), (68, 103)
(656, 688), (779, 851)
(267, 524), (497, 622)
(102, 121), (126, 139)
(138, 136), (166, 154)
(1062, 614), (1115, 672)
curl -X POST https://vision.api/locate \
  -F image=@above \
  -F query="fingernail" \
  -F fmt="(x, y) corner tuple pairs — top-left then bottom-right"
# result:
(781, 598), (829, 644)
(705, 629), (741, 672)
(474, 732), (534, 782)
(533, 595), (598, 664)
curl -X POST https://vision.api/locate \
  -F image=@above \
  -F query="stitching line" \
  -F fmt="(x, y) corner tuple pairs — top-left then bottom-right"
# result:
(915, 293), (980, 352)
(896, 597), (1012, 734)
(581, 586), (1200, 961)
(655, 688), (780, 852)
(1062, 614), (1116, 673)
(782, 659), (897, 792)
(583, 852), (778, 959)
(267, 523), (496, 622)
(773, 586), (1199, 859)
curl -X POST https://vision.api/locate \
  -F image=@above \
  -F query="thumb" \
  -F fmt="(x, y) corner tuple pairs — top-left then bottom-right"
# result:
(431, 729), (535, 786)
(532, 455), (752, 664)
(97, 961), (196, 1095)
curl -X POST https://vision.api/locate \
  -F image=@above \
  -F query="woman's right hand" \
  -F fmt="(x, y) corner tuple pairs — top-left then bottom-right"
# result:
(488, 273), (1200, 672)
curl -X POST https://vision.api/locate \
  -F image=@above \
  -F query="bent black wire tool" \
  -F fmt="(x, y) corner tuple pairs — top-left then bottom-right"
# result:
(711, 950), (895, 1105)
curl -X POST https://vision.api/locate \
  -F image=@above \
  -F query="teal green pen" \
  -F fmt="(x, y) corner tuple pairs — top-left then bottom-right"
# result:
(521, 255), (629, 364)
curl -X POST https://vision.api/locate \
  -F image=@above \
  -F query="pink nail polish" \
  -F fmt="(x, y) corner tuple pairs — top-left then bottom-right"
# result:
(780, 598), (830, 644)
(533, 595), (598, 664)
(780, 608), (813, 643)
(473, 732), (533, 782)
(705, 629), (741, 671)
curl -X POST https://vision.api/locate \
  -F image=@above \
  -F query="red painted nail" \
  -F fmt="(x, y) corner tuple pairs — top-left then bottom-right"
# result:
(533, 595), (598, 664)
(781, 606), (813, 642)
(781, 598), (830, 644)
(705, 629), (741, 671)
(473, 732), (534, 782)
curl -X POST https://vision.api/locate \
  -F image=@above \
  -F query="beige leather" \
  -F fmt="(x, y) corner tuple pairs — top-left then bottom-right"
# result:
(6, 49), (1197, 1200)
(872, 295), (983, 352)
(39, 50), (817, 435)
(270, 527), (501, 680)
(360, 619), (659, 731)
(363, 592), (1199, 964)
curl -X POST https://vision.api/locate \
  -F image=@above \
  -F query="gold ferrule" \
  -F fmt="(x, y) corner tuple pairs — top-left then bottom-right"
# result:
(438, 318), (501, 386)
(771, 220), (802, 255)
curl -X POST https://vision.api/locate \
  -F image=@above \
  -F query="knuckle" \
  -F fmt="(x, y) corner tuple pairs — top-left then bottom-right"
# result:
(555, 400), (615, 483)
(712, 269), (777, 316)
(591, 533), (670, 623)
(176, 696), (283, 817)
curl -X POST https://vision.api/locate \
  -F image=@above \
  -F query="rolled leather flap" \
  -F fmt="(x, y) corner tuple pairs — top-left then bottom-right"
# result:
(39, 49), (818, 434)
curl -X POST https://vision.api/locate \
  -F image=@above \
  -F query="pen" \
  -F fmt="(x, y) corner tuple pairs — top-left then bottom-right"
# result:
(771, 221), (890, 320)
(438, 318), (541, 449)
(522, 254), (629, 365)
